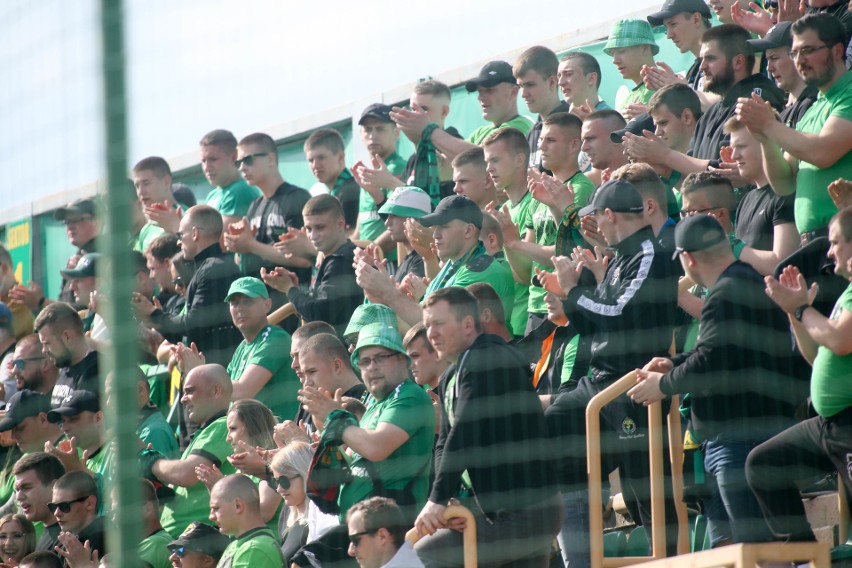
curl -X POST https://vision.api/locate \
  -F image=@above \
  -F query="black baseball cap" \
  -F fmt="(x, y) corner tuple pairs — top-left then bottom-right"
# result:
(47, 390), (100, 423)
(54, 198), (98, 222)
(672, 213), (728, 259)
(648, 0), (711, 26)
(611, 113), (656, 143)
(168, 522), (230, 559)
(0, 390), (51, 432)
(418, 195), (483, 229)
(579, 179), (645, 218)
(60, 253), (101, 279)
(465, 61), (516, 92)
(358, 103), (394, 125)
(748, 21), (794, 52)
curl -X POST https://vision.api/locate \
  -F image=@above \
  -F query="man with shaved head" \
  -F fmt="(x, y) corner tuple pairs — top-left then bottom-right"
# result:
(210, 474), (283, 566)
(142, 364), (236, 535)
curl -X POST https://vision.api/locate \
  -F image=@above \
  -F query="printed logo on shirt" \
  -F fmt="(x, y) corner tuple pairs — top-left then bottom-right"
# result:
(620, 416), (641, 440)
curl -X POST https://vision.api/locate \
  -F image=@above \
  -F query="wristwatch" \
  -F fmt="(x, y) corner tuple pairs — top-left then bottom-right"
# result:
(793, 304), (811, 322)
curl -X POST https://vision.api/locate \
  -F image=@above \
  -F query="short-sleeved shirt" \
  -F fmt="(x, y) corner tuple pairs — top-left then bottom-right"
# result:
(794, 71), (852, 234)
(205, 178), (262, 218)
(160, 414), (235, 535)
(218, 526), (283, 568)
(507, 191), (536, 335)
(85, 442), (115, 512)
(734, 184), (795, 251)
(811, 282), (852, 418)
(133, 222), (165, 254)
(138, 406), (179, 459)
(621, 83), (655, 110)
(226, 325), (300, 421)
(52, 351), (99, 408)
(526, 171), (595, 314)
(139, 528), (174, 568)
(358, 151), (408, 243)
(338, 379), (435, 518)
(467, 115), (534, 145)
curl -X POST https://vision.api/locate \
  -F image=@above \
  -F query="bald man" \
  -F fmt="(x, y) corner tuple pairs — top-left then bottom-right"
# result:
(210, 474), (283, 567)
(142, 364), (237, 535)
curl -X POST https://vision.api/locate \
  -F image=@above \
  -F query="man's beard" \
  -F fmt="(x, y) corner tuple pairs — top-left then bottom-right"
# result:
(704, 62), (736, 95)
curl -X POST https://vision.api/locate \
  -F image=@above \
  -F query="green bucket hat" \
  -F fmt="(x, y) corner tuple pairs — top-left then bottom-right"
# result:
(343, 303), (398, 341)
(378, 186), (432, 219)
(350, 322), (410, 367)
(603, 19), (660, 56)
(224, 276), (269, 302)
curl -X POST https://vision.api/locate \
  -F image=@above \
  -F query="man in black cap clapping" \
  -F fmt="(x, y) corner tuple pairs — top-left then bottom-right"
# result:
(167, 521), (231, 568)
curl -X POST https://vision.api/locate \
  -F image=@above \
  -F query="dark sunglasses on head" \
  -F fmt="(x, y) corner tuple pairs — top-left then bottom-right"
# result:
(236, 152), (269, 167)
(268, 474), (301, 491)
(349, 529), (378, 547)
(47, 495), (90, 513)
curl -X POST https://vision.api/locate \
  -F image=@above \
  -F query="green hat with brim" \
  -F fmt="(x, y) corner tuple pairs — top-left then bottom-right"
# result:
(603, 19), (660, 56)
(224, 276), (269, 302)
(343, 303), (398, 341)
(350, 322), (410, 367)
(378, 186), (432, 219)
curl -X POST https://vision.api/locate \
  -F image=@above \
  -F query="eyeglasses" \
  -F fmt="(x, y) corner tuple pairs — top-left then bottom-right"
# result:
(12, 356), (45, 370)
(789, 45), (829, 59)
(175, 227), (196, 241)
(356, 352), (399, 369)
(64, 216), (93, 227)
(268, 474), (301, 491)
(679, 207), (720, 219)
(47, 495), (90, 513)
(168, 545), (185, 558)
(349, 529), (378, 547)
(236, 152), (269, 167)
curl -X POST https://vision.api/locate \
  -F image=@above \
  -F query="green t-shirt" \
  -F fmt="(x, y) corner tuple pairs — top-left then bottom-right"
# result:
(205, 178), (262, 218)
(621, 83), (655, 110)
(218, 526), (283, 568)
(247, 473), (284, 534)
(160, 415), (235, 536)
(226, 325), (301, 421)
(507, 192), (536, 336)
(138, 407), (179, 459)
(139, 528), (173, 568)
(560, 333), (580, 383)
(338, 379), (435, 519)
(527, 171), (595, 314)
(133, 222), (165, 253)
(811, 282), (852, 418)
(85, 443), (114, 514)
(467, 115), (534, 145)
(794, 71), (852, 234)
(357, 151), (408, 245)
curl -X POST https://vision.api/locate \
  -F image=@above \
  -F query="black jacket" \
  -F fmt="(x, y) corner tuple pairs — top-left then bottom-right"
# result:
(431, 334), (557, 516)
(689, 73), (785, 164)
(286, 240), (362, 336)
(150, 243), (242, 366)
(660, 261), (805, 439)
(563, 225), (679, 382)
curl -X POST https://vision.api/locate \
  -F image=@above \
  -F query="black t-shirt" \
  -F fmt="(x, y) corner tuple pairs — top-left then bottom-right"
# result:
(35, 522), (61, 552)
(685, 57), (703, 92)
(734, 184), (795, 251)
(779, 86), (819, 129)
(394, 249), (425, 284)
(51, 351), (99, 407)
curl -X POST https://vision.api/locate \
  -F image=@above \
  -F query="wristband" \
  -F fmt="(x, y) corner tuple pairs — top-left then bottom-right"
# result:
(793, 304), (811, 322)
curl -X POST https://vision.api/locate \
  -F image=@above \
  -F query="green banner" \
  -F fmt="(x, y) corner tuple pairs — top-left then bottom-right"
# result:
(6, 219), (31, 286)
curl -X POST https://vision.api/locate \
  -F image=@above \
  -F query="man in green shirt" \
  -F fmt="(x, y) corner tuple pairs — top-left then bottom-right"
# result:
(144, 364), (236, 536)
(449, 147), (498, 210)
(209, 474), (283, 567)
(604, 19), (659, 116)
(299, 323), (434, 522)
(200, 129), (262, 228)
(132, 157), (185, 248)
(139, 479), (173, 568)
(736, 13), (852, 238)
(224, 277), (300, 421)
(465, 61), (534, 145)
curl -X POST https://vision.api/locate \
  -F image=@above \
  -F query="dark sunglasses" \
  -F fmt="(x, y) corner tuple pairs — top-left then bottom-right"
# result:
(236, 152), (269, 167)
(172, 277), (185, 287)
(47, 495), (90, 513)
(168, 545), (185, 558)
(12, 356), (45, 370)
(349, 529), (378, 547)
(268, 474), (301, 491)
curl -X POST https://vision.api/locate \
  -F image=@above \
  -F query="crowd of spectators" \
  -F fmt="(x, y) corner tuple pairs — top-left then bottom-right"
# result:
(0, 1), (851, 566)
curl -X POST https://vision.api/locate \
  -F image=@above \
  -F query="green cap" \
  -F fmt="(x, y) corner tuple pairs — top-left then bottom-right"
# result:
(224, 277), (269, 302)
(603, 19), (660, 56)
(351, 322), (410, 367)
(343, 303), (398, 340)
(378, 186), (432, 219)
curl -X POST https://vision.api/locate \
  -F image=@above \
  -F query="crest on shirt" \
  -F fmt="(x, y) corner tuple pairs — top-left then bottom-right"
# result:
(621, 417), (637, 437)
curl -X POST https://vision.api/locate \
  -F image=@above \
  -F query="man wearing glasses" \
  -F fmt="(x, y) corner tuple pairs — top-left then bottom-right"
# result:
(299, 323), (434, 524)
(166, 521), (230, 568)
(347, 497), (424, 568)
(49, 471), (105, 561)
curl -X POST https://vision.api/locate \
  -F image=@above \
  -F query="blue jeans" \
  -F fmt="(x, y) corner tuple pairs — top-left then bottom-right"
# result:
(702, 438), (773, 546)
(556, 489), (592, 567)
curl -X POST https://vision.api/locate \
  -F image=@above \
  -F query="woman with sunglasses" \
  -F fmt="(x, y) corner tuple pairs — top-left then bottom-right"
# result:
(270, 441), (339, 564)
(195, 399), (283, 533)
(0, 514), (36, 567)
